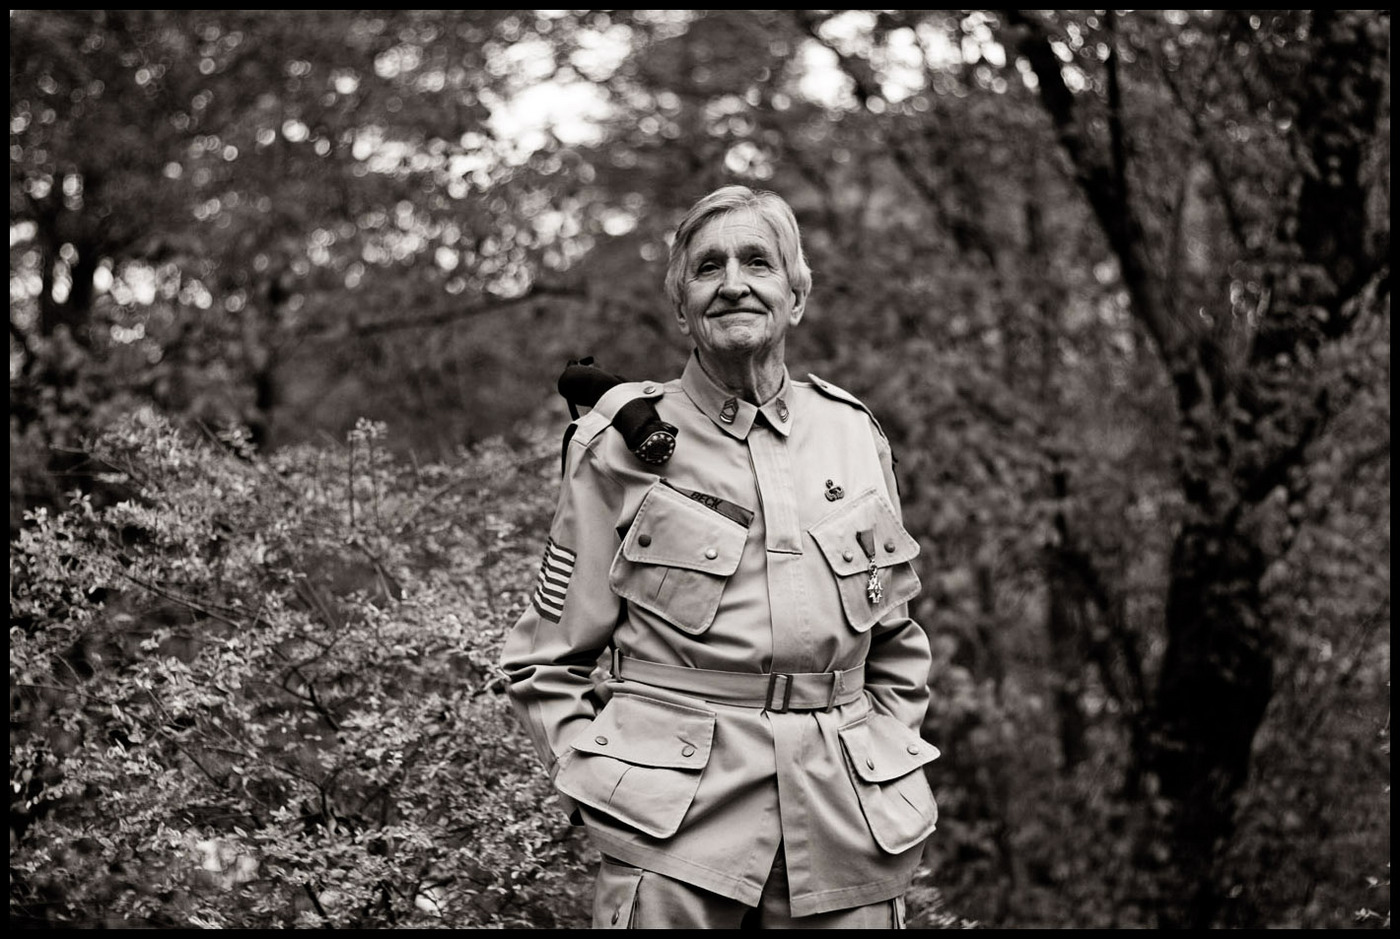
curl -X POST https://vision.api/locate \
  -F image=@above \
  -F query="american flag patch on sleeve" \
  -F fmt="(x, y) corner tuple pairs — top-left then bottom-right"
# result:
(530, 538), (576, 623)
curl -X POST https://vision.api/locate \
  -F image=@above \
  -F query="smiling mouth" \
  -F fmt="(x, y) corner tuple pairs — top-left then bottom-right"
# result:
(708, 308), (764, 318)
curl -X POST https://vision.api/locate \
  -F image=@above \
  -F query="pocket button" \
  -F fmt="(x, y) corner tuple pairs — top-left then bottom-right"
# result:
(681, 745), (696, 758)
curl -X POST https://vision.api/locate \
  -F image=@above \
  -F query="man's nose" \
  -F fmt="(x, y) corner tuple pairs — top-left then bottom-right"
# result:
(718, 260), (749, 300)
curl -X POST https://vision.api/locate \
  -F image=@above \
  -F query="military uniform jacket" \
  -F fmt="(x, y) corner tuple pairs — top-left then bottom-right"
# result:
(500, 353), (938, 917)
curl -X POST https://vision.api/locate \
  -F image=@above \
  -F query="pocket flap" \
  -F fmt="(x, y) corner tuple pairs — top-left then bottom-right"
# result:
(569, 693), (716, 769)
(810, 488), (920, 577)
(621, 481), (748, 576)
(840, 713), (941, 783)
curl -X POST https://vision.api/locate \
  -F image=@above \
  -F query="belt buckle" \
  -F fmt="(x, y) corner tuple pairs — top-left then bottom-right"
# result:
(764, 672), (794, 713)
(824, 669), (842, 710)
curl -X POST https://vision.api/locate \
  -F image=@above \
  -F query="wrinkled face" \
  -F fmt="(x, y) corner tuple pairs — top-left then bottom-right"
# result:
(677, 208), (806, 369)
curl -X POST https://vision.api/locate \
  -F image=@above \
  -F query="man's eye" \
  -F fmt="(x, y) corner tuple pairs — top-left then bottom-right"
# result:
(696, 262), (720, 276)
(747, 257), (772, 269)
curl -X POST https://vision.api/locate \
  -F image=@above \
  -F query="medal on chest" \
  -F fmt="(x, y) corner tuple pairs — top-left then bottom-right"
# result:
(856, 529), (883, 606)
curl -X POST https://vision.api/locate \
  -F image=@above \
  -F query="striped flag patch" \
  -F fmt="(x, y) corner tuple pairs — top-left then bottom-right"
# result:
(530, 538), (576, 623)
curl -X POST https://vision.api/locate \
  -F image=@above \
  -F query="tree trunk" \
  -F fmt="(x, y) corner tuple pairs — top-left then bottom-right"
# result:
(1003, 8), (1389, 927)
(1145, 521), (1274, 926)
(1145, 13), (1388, 926)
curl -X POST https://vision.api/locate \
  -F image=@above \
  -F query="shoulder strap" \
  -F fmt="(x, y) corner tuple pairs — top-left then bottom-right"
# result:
(807, 373), (887, 440)
(591, 380), (665, 425)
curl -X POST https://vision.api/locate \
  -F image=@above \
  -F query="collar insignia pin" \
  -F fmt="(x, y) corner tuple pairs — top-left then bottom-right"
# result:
(719, 397), (738, 424)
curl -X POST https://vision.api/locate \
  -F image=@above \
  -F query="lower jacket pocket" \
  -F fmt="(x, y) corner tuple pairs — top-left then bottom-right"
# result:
(555, 693), (716, 839)
(838, 711), (941, 854)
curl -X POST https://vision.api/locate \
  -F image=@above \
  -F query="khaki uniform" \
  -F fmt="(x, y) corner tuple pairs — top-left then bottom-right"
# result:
(500, 354), (938, 918)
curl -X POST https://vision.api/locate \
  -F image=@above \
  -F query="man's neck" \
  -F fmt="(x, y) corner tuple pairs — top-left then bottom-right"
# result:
(696, 350), (786, 405)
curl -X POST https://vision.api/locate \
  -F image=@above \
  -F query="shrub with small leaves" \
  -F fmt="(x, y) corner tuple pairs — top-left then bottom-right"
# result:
(11, 409), (593, 928)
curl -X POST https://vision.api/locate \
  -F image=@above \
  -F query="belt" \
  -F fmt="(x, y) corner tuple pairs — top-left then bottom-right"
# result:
(610, 651), (865, 712)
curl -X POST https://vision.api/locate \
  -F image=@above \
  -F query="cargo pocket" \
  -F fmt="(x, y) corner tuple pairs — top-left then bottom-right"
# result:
(838, 712), (940, 854)
(555, 693), (716, 839)
(610, 480), (749, 635)
(810, 487), (922, 632)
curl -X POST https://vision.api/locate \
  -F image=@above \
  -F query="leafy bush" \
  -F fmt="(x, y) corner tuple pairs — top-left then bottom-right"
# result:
(11, 410), (593, 928)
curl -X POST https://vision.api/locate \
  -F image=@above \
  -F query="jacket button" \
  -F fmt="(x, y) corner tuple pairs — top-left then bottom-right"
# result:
(595, 736), (609, 746)
(907, 744), (920, 755)
(842, 549), (855, 562)
(866, 757), (875, 770)
(681, 745), (696, 757)
(885, 541), (897, 553)
(612, 908), (621, 925)
(638, 534), (652, 547)
(642, 383), (657, 394)
(704, 547), (718, 560)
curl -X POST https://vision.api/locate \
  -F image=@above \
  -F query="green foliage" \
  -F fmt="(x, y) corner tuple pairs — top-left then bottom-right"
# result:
(10, 412), (593, 928)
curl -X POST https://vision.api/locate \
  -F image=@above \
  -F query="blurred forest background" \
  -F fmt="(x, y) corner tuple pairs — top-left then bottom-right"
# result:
(9, 9), (1390, 930)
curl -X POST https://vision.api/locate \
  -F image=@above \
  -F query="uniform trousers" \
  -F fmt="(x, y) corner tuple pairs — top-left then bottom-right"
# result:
(592, 845), (906, 929)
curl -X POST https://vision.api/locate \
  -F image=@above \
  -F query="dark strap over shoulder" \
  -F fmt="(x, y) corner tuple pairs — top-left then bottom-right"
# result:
(557, 358), (678, 471)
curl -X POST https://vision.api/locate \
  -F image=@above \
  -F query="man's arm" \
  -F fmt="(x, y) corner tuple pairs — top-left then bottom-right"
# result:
(500, 438), (625, 794)
(863, 421), (934, 732)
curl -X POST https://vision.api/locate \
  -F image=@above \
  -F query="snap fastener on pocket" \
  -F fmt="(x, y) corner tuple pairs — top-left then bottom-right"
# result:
(866, 757), (875, 770)
(907, 744), (920, 754)
(595, 736), (609, 746)
(842, 549), (855, 562)
(885, 541), (897, 553)
(612, 907), (621, 924)
(703, 547), (718, 560)
(638, 534), (652, 547)
(681, 745), (696, 757)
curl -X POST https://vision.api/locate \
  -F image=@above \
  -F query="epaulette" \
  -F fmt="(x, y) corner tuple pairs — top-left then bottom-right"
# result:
(807, 373), (888, 441)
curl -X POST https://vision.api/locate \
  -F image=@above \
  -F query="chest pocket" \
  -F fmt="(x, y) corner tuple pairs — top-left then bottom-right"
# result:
(810, 487), (921, 632)
(609, 481), (749, 635)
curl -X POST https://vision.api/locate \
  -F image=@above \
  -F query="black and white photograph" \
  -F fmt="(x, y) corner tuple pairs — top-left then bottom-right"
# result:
(10, 10), (1390, 929)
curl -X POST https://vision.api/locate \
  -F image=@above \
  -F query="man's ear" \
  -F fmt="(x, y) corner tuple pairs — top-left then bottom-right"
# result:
(677, 305), (692, 337)
(789, 290), (807, 325)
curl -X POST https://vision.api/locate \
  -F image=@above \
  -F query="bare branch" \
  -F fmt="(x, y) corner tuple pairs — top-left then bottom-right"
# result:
(999, 10), (1185, 362)
(296, 282), (587, 343)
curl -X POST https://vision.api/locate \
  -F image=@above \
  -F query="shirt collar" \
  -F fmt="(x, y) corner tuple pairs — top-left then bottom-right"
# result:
(681, 353), (794, 439)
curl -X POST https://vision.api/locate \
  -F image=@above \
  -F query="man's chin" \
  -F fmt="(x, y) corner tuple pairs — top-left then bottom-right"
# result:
(699, 333), (778, 363)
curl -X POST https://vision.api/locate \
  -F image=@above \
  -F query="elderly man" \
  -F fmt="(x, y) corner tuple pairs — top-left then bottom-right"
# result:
(500, 185), (938, 928)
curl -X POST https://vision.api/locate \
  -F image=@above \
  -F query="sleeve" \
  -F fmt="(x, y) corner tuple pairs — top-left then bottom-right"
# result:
(499, 435), (626, 813)
(862, 418), (934, 733)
